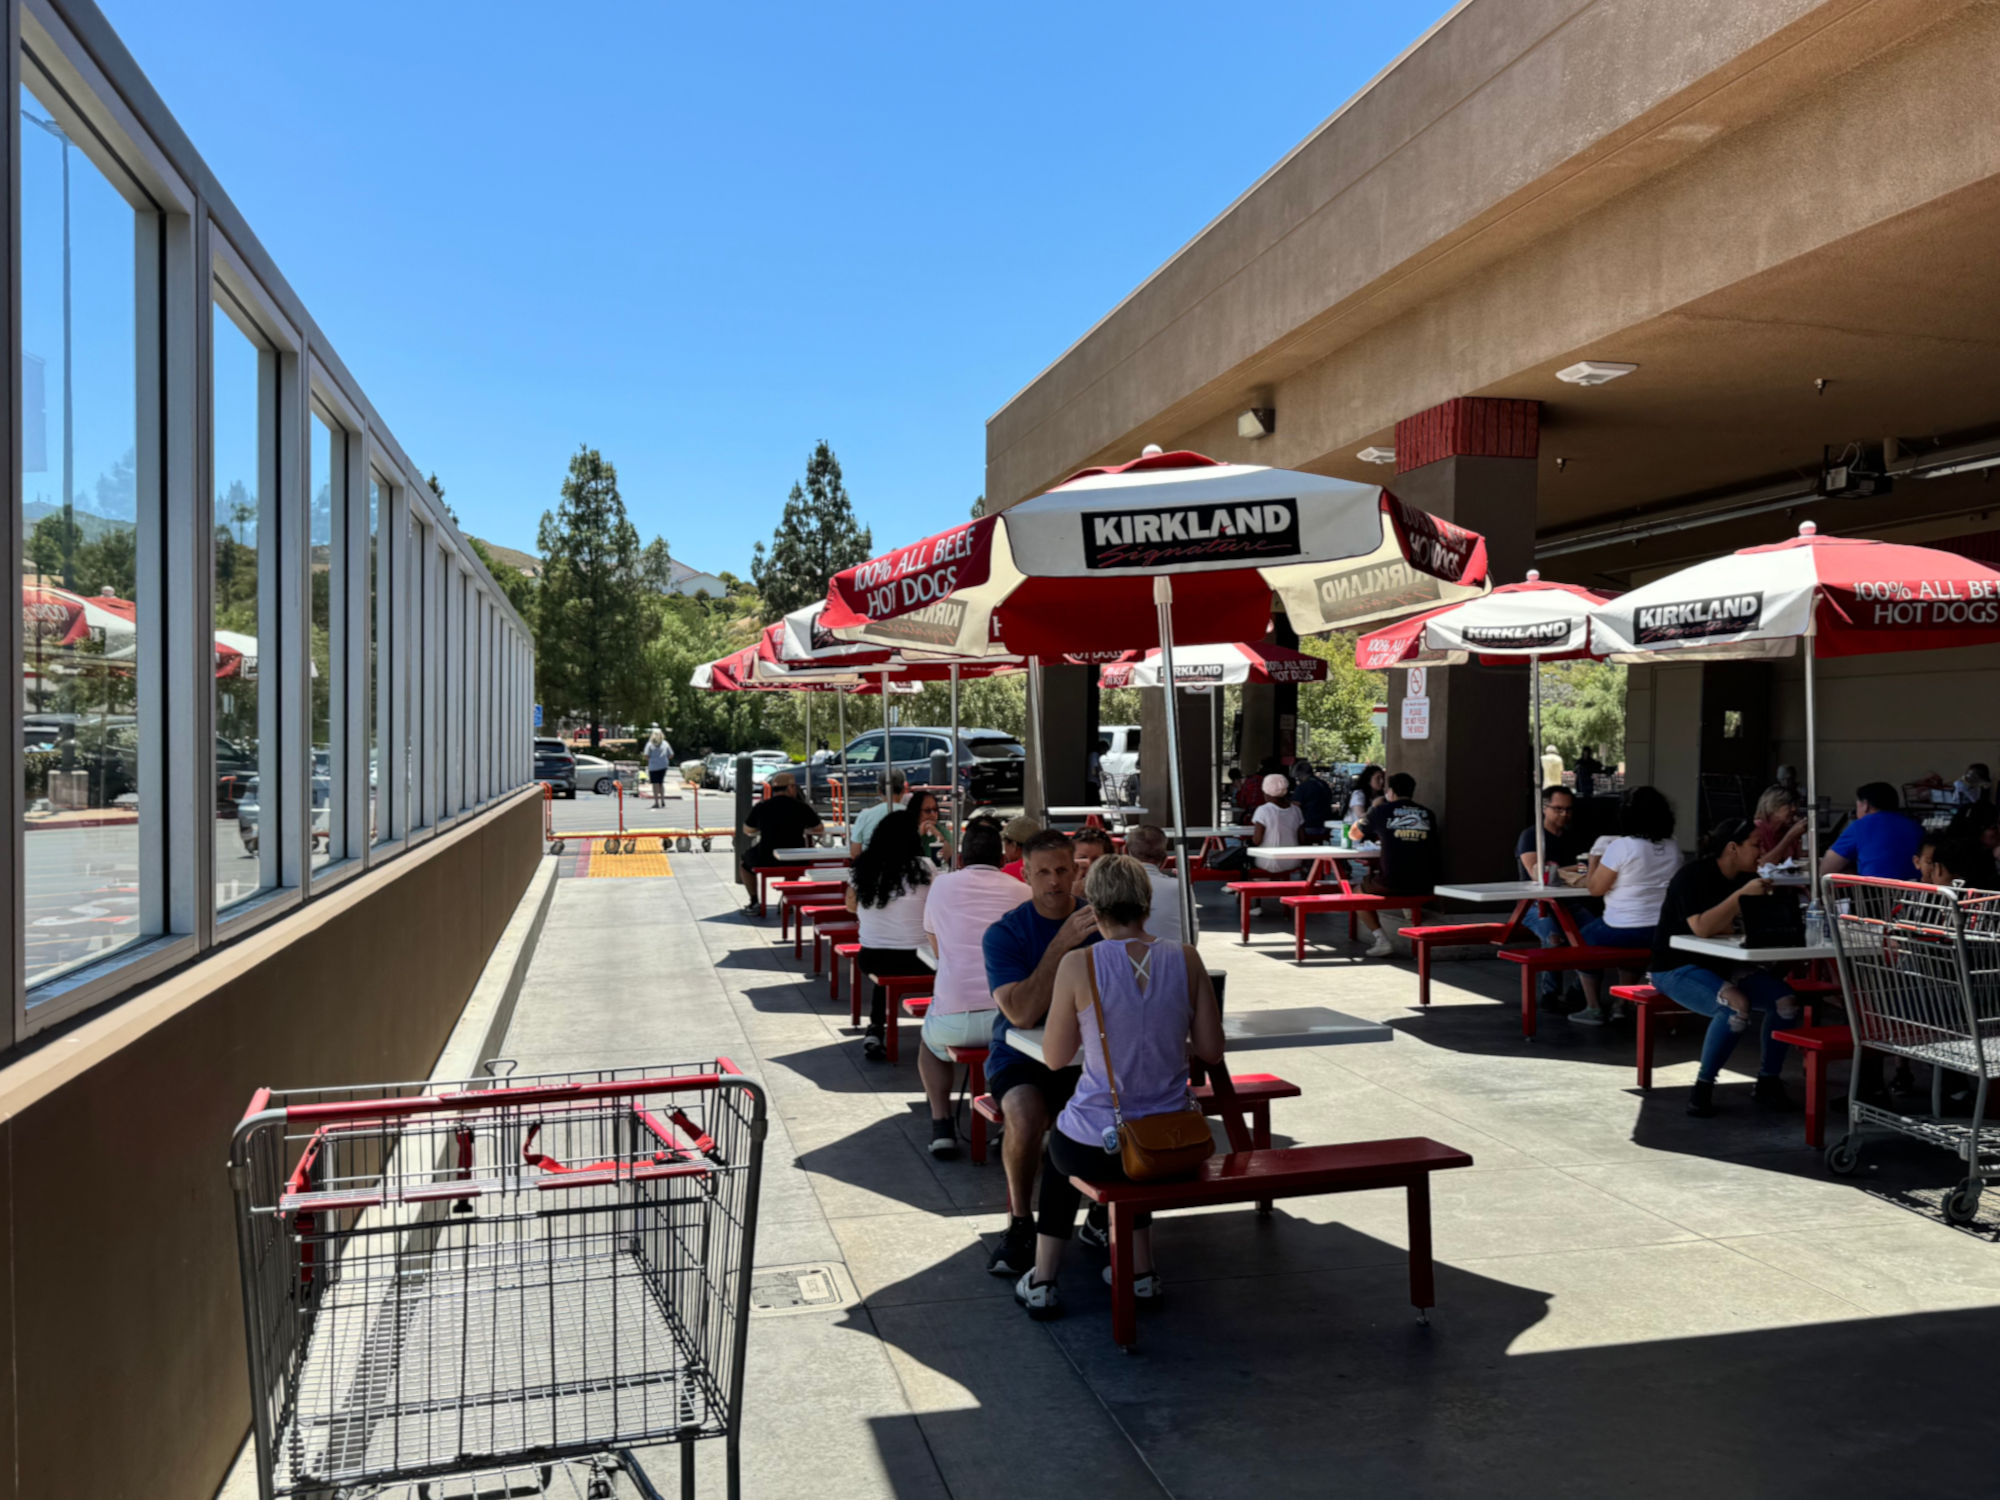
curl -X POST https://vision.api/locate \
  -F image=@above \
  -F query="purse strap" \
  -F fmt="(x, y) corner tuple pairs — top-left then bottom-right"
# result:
(1083, 950), (1127, 1132)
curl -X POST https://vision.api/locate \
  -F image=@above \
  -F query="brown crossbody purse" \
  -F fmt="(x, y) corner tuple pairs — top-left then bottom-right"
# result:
(1085, 945), (1214, 1182)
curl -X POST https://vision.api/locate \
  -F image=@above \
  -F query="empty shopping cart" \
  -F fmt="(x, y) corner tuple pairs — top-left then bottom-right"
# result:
(1825, 875), (2000, 1223)
(229, 1061), (767, 1498)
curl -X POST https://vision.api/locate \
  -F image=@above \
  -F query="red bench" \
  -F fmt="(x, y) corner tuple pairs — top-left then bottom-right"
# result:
(865, 973), (932, 1062)
(810, 911), (858, 978)
(1078, 1136), (1474, 1347)
(948, 1046), (991, 1163)
(752, 863), (816, 918)
(1225, 879), (1325, 942)
(1401, 923), (1534, 1006)
(1497, 945), (1650, 1039)
(774, 881), (847, 942)
(969, 1073), (1301, 1184)
(1281, 893), (1430, 964)
(1768, 1024), (1853, 1148)
(836, 943), (864, 1018)
(1621, 982), (1823, 1093)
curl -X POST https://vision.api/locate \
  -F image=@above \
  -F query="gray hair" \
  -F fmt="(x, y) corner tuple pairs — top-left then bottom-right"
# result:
(887, 768), (908, 795)
(1083, 854), (1154, 924)
(1122, 823), (1168, 864)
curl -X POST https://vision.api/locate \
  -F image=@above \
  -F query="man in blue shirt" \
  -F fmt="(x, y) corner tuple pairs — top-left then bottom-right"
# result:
(981, 830), (1098, 1277)
(1822, 781), (1924, 880)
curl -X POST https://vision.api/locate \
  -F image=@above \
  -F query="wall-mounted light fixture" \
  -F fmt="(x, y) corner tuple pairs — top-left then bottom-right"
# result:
(1555, 360), (1638, 387)
(1356, 446), (1395, 465)
(1237, 408), (1276, 439)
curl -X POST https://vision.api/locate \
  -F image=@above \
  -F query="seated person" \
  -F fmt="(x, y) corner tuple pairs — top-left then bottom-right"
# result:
(1516, 785), (1592, 1007)
(848, 769), (910, 853)
(1751, 785), (1808, 866)
(1289, 760), (1336, 842)
(1345, 764), (1386, 828)
(982, 831), (1100, 1277)
(1918, 832), (1999, 890)
(910, 788), (954, 867)
(1248, 773), (1305, 880)
(1648, 818), (1799, 1118)
(736, 772), (825, 910)
(1821, 782), (1923, 879)
(844, 811), (936, 1062)
(1955, 762), (1993, 805)
(1236, 756), (1285, 815)
(1355, 772), (1439, 959)
(1000, 815), (1041, 880)
(1013, 855), (1224, 1321)
(918, 820), (1027, 1158)
(1122, 823), (1183, 944)
(1573, 786), (1682, 1025)
(1070, 827), (1114, 893)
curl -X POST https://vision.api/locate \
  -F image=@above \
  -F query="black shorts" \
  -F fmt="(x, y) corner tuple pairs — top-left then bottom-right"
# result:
(986, 1057), (1083, 1116)
(649, 768), (666, 789)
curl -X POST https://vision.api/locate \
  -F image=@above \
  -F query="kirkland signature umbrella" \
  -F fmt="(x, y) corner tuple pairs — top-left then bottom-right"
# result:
(1358, 573), (1615, 884)
(821, 449), (1492, 943)
(1096, 639), (1329, 690)
(1590, 521), (2000, 889)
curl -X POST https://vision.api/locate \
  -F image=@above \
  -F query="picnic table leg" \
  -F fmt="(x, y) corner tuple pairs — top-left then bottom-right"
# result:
(1406, 1175), (1436, 1319)
(1109, 1202), (1138, 1349)
(1636, 1003), (1656, 1089)
(793, 910), (806, 959)
(888, 996), (901, 1064)
(1239, 887), (1253, 944)
(829, 949), (842, 1002)
(850, 957), (864, 1028)
(1520, 965), (1538, 1041)
(1803, 1049), (1827, 1149)
(1294, 906), (1307, 966)
(967, 1056), (988, 1165)
(1252, 1103), (1274, 1215)
(1417, 938), (1432, 1007)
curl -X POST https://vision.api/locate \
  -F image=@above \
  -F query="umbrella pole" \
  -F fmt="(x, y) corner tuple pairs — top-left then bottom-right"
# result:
(1532, 662), (1546, 887)
(881, 669), (893, 804)
(949, 663), (963, 850)
(1806, 631), (1820, 906)
(1027, 654), (1047, 823)
(837, 691), (848, 834)
(1155, 577), (1200, 947)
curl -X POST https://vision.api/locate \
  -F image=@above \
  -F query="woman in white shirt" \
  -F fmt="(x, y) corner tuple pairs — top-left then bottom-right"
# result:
(1575, 785), (1682, 1025)
(1249, 773), (1306, 887)
(845, 810), (936, 1061)
(1346, 764), (1386, 827)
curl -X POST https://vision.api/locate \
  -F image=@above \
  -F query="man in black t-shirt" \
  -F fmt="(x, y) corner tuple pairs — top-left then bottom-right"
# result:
(1516, 785), (1595, 1008)
(739, 772), (825, 909)
(1356, 772), (1438, 958)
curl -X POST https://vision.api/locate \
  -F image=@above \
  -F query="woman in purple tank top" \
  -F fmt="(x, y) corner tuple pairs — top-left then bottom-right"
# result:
(1013, 855), (1224, 1322)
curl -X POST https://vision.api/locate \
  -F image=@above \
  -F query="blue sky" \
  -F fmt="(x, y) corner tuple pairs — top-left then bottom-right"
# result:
(99, 0), (1446, 576)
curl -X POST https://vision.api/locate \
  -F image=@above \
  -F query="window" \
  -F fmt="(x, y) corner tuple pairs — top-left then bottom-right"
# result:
(211, 298), (275, 909)
(19, 83), (149, 990)
(308, 410), (344, 869)
(368, 471), (385, 843)
(890, 733), (936, 763)
(845, 738), (882, 765)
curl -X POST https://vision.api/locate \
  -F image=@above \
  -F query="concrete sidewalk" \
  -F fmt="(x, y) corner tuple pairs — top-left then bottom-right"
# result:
(497, 834), (2000, 1499)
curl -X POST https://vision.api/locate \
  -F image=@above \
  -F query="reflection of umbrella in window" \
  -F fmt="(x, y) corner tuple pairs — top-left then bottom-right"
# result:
(21, 583), (136, 656)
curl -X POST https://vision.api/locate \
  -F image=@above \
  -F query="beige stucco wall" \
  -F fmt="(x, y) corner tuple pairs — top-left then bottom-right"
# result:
(0, 790), (543, 1500)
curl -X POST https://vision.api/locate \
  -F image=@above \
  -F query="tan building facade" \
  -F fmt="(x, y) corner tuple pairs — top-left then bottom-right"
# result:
(989, 0), (2000, 868)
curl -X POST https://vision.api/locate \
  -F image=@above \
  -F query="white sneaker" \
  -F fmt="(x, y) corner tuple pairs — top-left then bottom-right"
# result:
(1014, 1270), (1062, 1320)
(1102, 1264), (1163, 1301)
(1364, 933), (1394, 958)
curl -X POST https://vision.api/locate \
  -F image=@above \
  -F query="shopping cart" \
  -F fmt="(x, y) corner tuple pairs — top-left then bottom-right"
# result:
(229, 1061), (767, 1499)
(1824, 875), (2000, 1223)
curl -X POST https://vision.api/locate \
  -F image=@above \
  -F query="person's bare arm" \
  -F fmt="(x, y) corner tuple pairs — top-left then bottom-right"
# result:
(1587, 859), (1621, 900)
(844, 885), (858, 915)
(1770, 818), (1806, 862)
(1183, 946), (1224, 1064)
(1519, 847), (1541, 882)
(993, 908), (1098, 1026)
(1041, 951), (1088, 1069)
(1690, 878), (1769, 937)
(1820, 848), (1853, 877)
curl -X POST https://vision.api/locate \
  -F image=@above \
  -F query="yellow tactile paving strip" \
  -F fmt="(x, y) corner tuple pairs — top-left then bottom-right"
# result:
(585, 850), (674, 878)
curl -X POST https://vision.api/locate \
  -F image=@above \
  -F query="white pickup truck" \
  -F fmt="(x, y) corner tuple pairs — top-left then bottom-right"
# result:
(1095, 723), (1141, 806)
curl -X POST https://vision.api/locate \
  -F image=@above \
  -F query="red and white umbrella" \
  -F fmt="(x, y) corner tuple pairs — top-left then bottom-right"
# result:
(1096, 639), (1328, 690)
(819, 450), (1488, 658)
(21, 584), (137, 658)
(1590, 521), (2000, 884)
(1358, 573), (1618, 879)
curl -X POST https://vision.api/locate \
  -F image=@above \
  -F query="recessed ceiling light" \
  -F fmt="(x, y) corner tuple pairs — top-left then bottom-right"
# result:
(1357, 446), (1395, 465)
(1556, 360), (1638, 386)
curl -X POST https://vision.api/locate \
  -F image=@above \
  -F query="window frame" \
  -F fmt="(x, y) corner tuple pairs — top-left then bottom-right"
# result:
(305, 362), (366, 892)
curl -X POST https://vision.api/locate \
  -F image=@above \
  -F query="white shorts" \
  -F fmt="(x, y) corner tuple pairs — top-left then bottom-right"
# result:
(921, 1006), (997, 1061)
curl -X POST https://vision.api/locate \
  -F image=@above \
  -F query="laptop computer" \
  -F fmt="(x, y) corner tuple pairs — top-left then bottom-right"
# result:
(1739, 893), (1806, 949)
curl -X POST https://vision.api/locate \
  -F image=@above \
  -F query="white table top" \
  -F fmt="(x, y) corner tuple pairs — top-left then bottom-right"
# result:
(1671, 933), (1836, 964)
(1045, 805), (1147, 818)
(775, 848), (849, 862)
(1251, 845), (1381, 861)
(1006, 1026), (1048, 1063)
(1432, 881), (1596, 903)
(1005, 1004), (1397, 1066)
(1160, 826), (1256, 839)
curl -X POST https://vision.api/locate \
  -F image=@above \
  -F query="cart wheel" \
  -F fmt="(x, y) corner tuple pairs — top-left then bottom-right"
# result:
(551, 839), (566, 855)
(1944, 1181), (1983, 1226)
(677, 835), (691, 852)
(702, 837), (713, 852)
(1824, 1137), (1860, 1175)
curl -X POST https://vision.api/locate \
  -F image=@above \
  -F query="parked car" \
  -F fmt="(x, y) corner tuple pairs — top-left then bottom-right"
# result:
(572, 752), (621, 796)
(237, 774), (332, 858)
(712, 749), (790, 794)
(699, 753), (731, 789)
(1095, 723), (1141, 806)
(802, 728), (1024, 814)
(533, 736), (576, 799)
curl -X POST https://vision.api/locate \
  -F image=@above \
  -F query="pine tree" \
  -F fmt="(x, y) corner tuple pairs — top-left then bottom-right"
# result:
(751, 441), (874, 622)
(535, 446), (648, 749)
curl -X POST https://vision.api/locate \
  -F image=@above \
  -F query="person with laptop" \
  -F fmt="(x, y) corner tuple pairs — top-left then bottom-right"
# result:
(1647, 818), (1801, 1118)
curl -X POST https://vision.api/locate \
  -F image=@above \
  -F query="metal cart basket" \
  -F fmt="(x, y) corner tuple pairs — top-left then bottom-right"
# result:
(229, 1061), (766, 1498)
(1825, 875), (2000, 1223)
